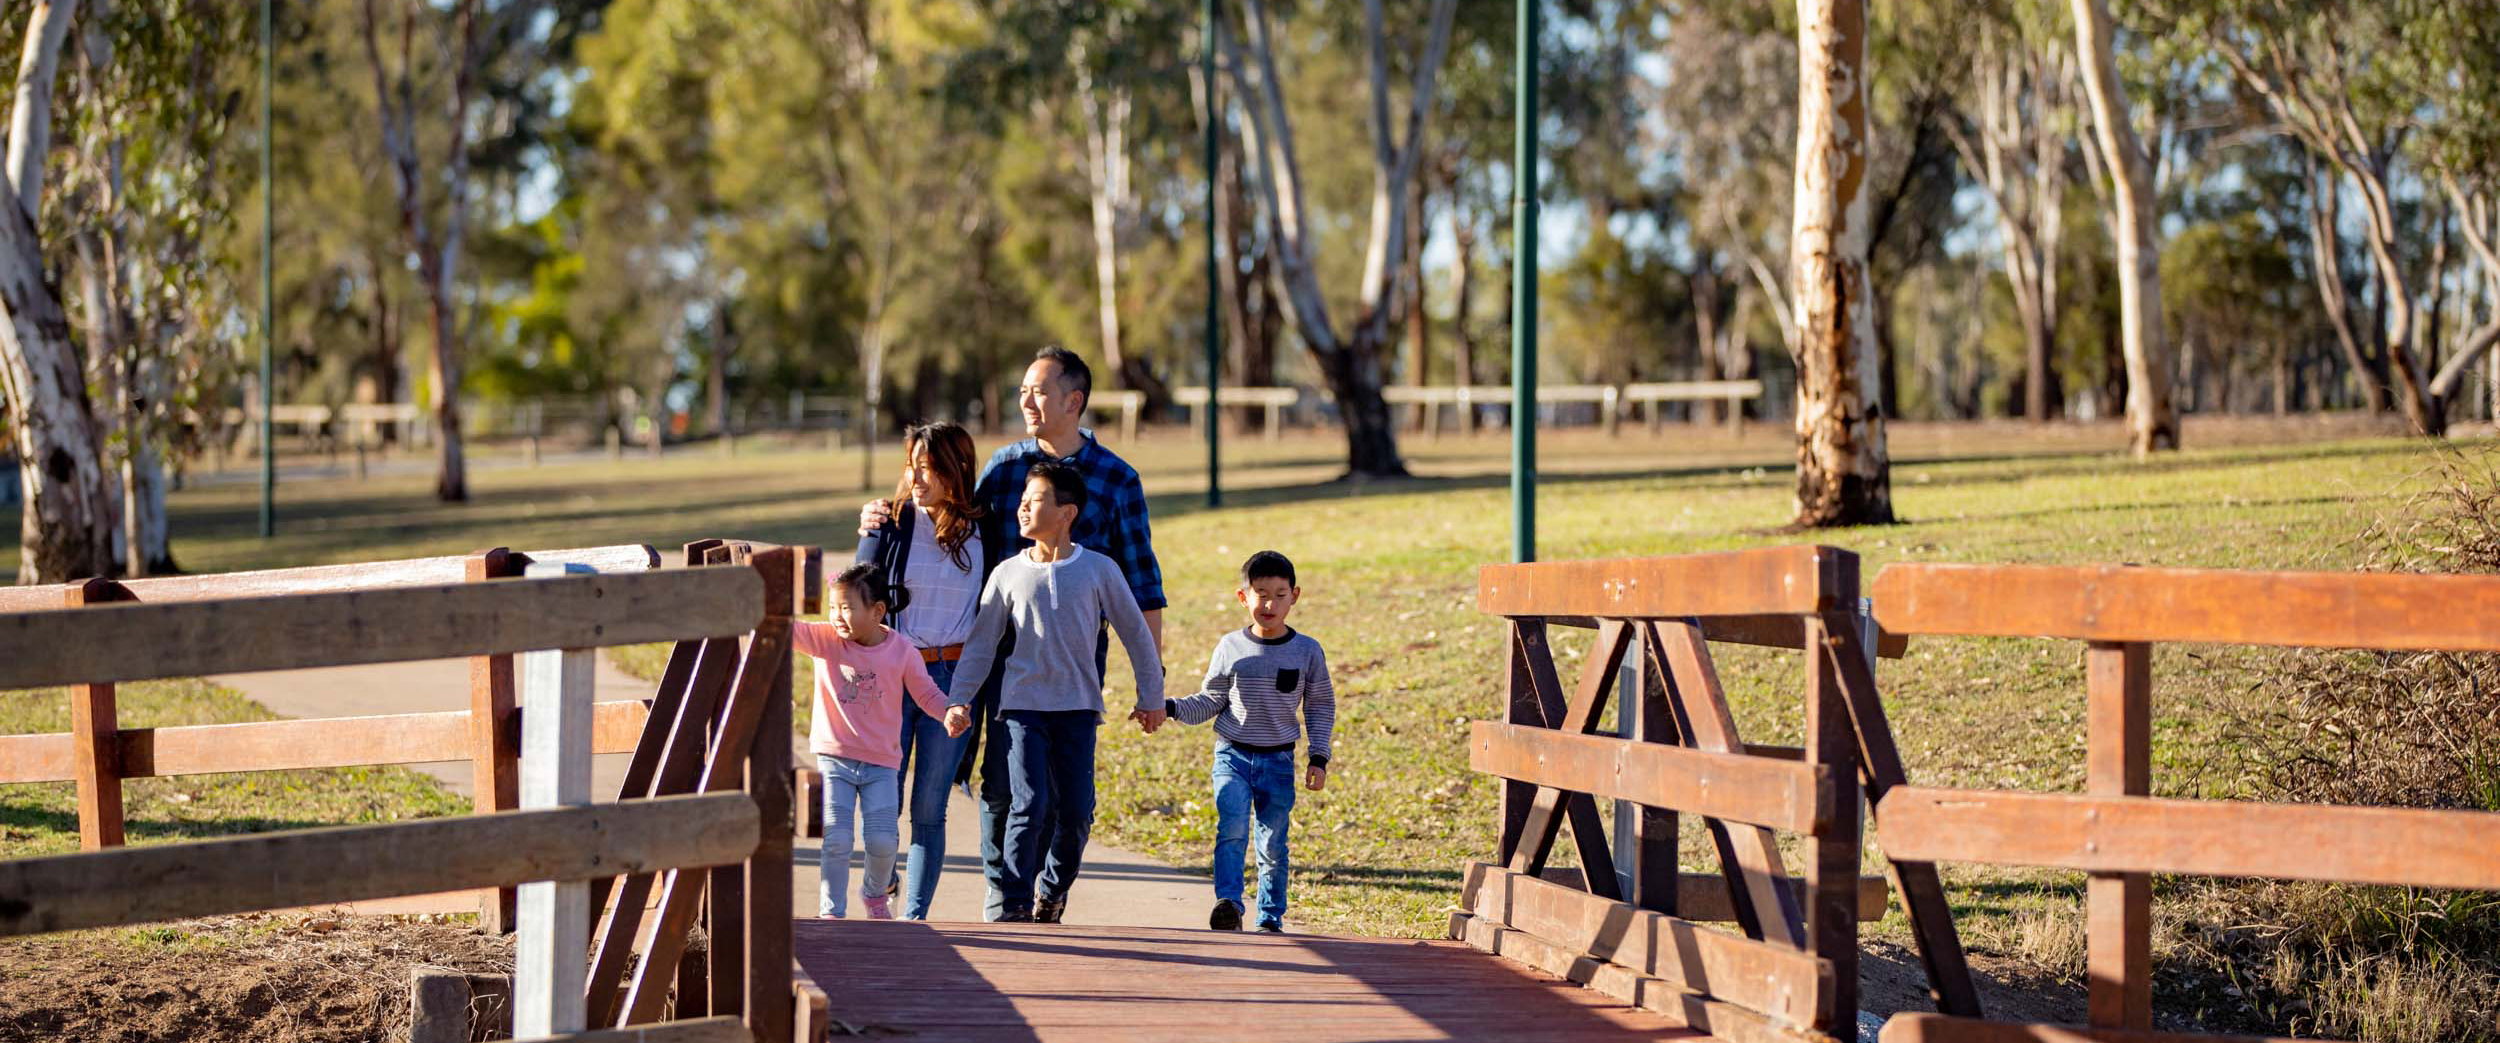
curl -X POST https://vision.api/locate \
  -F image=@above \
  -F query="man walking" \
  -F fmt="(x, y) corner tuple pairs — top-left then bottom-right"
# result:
(861, 345), (1166, 921)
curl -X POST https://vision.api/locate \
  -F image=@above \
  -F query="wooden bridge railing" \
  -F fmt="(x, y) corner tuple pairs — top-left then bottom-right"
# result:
(1455, 546), (1979, 1043)
(0, 541), (823, 1043)
(1870, 564), (2500, 1043)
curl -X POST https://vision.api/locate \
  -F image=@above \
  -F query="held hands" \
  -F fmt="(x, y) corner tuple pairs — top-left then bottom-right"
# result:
(1129, 707), (1167, 734)
(857, 498), (894, 537)
(1305, 765), (1327, 792)
(943, 705), (972, 738)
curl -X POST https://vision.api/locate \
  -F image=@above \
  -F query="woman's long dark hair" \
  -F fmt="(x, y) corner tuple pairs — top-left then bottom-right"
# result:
(894, 421), (985, 570)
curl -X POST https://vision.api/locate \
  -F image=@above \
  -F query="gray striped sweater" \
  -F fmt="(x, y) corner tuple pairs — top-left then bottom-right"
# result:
(1166, 627), (1336, 766)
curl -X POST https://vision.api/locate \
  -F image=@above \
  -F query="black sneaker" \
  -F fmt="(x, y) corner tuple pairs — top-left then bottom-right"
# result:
(1255, 922), (1283, 933)
(1209, 900), (1243, 931)
(1034, 895), (1066, 924)
(993, 908), (1035, 923)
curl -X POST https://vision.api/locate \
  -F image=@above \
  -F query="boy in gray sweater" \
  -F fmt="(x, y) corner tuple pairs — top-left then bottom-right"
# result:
(943, 461), (1166, 923)
(1166, 550), (1335, 932)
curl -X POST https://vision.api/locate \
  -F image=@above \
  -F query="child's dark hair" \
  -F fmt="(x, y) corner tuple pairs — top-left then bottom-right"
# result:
(1241, 550), (1296, 588)
(1027, 460), (1087, 510)
(832, 562), (892, 607)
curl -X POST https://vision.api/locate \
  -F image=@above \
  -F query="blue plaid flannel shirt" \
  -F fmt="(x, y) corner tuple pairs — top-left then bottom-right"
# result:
(973, 430), (1166, 612)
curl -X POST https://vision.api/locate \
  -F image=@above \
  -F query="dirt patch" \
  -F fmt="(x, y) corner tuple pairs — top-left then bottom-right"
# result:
(0, 914), (511, 1043)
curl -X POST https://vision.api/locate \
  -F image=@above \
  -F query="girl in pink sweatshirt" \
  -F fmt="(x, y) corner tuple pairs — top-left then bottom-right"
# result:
(794, 563), (951, 918)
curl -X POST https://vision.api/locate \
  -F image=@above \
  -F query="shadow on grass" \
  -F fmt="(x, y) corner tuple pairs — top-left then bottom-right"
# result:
(0, 802), (361, 849)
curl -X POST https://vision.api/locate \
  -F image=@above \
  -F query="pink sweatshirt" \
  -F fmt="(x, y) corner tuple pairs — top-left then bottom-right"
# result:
(793, 621), (951, 769)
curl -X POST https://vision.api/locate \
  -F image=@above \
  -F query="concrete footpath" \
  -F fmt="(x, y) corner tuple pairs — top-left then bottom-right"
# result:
(211, 657), (1215, 929)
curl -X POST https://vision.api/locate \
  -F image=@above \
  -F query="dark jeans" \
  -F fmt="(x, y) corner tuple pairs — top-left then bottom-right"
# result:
(979, 631), (1112, 921)
(996, 708), (1099, 915)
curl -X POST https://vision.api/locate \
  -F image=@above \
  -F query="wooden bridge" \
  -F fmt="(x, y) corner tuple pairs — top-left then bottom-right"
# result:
(3, 543), (2497, 1043)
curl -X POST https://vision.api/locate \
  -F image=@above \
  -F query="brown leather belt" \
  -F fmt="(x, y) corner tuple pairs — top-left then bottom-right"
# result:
(921, 643), (964, 664)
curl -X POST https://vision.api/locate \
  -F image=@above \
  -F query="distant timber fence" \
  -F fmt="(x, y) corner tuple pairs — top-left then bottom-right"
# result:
(0, 539), (835, 1043)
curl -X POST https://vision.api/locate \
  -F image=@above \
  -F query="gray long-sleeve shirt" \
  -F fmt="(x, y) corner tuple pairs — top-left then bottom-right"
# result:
(947, 545), (1166, 716)
(1167, 627), (1336, 766)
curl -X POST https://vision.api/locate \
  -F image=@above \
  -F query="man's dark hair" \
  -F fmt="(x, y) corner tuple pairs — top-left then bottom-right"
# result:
(832, 561), (891, 607)
(1034, 345), (1092, 410)
(1241, 550), (1296, 588)
(1028, 460), (1087, 510)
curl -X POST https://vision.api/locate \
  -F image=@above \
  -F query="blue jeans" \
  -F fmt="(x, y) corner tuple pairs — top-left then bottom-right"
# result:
(887, 660), (966, 920)
(998, 709), (1099, 914)
(1212, 744), (1298, 928)
(818, 754), (901, 917)
(979, 631), (1109, 920)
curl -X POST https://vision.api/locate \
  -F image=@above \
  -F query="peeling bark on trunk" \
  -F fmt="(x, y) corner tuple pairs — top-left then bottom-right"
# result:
(2, 0), (119, 583)
(1222, 0), (1455, 477)
(1789, 0), (1890, 527)
(363, 0), (479, 502)
(2070, 0), (2177, 454)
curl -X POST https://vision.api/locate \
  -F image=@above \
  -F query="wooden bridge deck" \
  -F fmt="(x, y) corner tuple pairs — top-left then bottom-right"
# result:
(792, 919), (1701, 1042)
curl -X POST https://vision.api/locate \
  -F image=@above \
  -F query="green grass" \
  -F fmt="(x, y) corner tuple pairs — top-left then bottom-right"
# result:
(0, 679), (469, 860)
(5, 414), (2493, 1032)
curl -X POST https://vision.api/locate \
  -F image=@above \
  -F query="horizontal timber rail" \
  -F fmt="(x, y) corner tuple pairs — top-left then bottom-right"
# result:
(0, 792), (758, 937)
(0, 544), (662, 613)
(0, 701), (650, 784)
(0, 568), (762, 689)
(1458, 547), (1981, 1041)
(1866, 560), (2500, 1043)
(1, 539), (812, 1042)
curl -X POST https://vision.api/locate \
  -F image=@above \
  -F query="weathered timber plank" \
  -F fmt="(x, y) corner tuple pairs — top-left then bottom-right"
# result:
(1871, 562), (2500, 651)
(1470, 722), (1832, 834)
(1544, 613), (1909, 658)
(66, 580), (133, 849)
(1650, 621), (1808, 947)
(1803, 613), (1862, 1031)
(1878, 1013), (2322, 1043)
(1461, 861), (1831, 1027)
(0, 702), (648, 784)
(1876, 787), (2500, 889)
(0, 568), (764, 689)
(0, 545), (661, 613)
(1454, 912), (1817, 1043)
(1505, 620), (1628, 891)
(0, 793), (760, 937)
(1528, 866), (1887, 921)
(1480, 546), (1848, 619)
(498, 1015), (750, 1043)
(471, 548), (528, 935)
(1823, 621), (1984, 1018)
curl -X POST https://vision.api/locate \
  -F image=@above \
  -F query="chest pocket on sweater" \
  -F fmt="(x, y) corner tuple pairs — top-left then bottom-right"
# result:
(1273, 667), (1301, 694)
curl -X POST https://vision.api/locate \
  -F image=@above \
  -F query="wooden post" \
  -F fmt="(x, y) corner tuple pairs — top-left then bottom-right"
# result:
(1497, 621), (1541, 863)
(65, 579), (135, 849)
(1806, 612), (1862, 1033)
(2087, 640), (2153, 1030)
(516, 561), (598, 1037)
(469, 548), (526, 932)
(1611, 632), (1677, 912)
(744, 566), (797, 1043)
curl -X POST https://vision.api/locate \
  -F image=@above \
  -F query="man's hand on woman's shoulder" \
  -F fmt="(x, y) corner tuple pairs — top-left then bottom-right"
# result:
(858, 498), (894, 537)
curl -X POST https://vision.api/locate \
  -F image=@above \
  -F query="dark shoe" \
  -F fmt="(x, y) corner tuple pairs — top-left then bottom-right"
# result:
(1209, 900), (1243, 931)
(887, 852), (905, 897)
(1256, 922), (1283, 933)
(994, 909), (1035, 923)
(1034, 895), (1066, 924)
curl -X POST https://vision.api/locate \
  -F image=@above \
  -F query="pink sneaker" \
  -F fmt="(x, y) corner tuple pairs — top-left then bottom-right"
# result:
(861, 891), (894, 920)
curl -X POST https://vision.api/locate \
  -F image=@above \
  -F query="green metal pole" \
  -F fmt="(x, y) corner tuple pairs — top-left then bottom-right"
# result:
(1204, 0), (1222, 509)
(1510, 0), (1538, 563)
(258, 0), (275, 539)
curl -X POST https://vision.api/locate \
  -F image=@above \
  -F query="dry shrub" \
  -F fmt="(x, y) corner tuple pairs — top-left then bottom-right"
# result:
(2181, 449), (2500, 1042)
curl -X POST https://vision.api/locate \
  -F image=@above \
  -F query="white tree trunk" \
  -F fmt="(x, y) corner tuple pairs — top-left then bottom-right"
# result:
(2068, 0), (2178, 454)
(1789, 0), (1890, 526)
(1, 0), (119, 583)
(1078, 74), (1134, 389)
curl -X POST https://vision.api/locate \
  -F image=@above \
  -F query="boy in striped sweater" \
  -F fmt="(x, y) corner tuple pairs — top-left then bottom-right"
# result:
(1166, 550), (1335, 933)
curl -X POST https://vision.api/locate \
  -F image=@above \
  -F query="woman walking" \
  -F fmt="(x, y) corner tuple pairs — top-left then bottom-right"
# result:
(854, 421), (990, 919)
